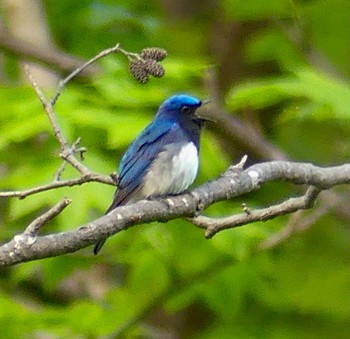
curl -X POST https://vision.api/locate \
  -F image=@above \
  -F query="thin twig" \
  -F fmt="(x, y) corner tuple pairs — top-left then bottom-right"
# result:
(0, 173), (114, 199)
(221, 154), (248, 177)
(24, 65), (91, 175)
(53, 161), (68, 182)
(51, 43), (121, 105)
(24, 43), (129, 178)
(24, 198), (71, 236)
(51, 44), (142, 106)
(54, 138), (87, 181)
(24, 65), (68, 147)
(190, 186), (321, 238)
(258, 188), (341, 250)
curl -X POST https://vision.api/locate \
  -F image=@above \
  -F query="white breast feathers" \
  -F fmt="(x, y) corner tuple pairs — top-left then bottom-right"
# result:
(140, 142), (199, 198)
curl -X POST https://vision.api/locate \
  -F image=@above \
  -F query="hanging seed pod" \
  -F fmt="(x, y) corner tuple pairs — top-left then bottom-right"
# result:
(141, 47), (167, 61)
(144, 60), (165, 78)
(129, 59), (149, 83)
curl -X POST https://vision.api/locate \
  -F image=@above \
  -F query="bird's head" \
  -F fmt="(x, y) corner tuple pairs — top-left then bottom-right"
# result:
(156, 94), (209, 123)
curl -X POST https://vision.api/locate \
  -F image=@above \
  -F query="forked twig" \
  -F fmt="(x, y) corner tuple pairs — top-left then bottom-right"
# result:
(191, 186), (321, 238)
(24, 198), (72, 236)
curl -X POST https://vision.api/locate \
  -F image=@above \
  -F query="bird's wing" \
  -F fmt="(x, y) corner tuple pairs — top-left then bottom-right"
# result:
(106, 121), (185, 212)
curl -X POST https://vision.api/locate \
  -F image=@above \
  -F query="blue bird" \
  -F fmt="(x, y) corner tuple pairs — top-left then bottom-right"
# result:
(94, 94), (208, 254)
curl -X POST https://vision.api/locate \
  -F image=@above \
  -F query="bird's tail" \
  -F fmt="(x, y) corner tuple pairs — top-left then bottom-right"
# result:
(93, 239), (106, 255)
(93, 200), (119, 255)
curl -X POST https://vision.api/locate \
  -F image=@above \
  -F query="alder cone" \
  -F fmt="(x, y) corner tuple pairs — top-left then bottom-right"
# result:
(144, 60), (165, 78)
(129, 59), (149, 83)
(141, 47), (167, 61)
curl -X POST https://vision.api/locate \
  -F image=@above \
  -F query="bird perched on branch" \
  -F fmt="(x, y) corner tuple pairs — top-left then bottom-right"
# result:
(94, 94), (209, 254)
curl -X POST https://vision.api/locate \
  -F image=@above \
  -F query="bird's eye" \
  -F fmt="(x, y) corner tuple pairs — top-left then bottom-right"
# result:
(182, 106), (190, 113)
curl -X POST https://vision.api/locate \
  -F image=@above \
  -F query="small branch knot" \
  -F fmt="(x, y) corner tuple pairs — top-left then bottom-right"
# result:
(223, 155), (248, 177)
(242, 203), (251, 215)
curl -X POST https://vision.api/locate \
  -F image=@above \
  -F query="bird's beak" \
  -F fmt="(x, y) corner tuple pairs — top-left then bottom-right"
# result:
(195, 99), (215, 122)
(201, 99), (211, 106)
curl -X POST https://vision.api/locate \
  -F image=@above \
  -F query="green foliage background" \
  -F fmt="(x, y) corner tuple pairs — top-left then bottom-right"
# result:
(0, 0), (350, 338)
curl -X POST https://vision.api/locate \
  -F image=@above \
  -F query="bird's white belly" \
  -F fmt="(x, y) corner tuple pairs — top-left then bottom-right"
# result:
(141, 142), (198, 197)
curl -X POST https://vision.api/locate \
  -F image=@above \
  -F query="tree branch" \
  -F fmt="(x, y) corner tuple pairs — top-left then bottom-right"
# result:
(50, 43), (121, 105)
(0, 43), (150, 201)
(0, 171), (114, 199)
(24, 65), (92, 175)
(190, 186), (321, 238)
(0, 28), (98, 77)
(204, 68), (350, 247)
(0, 43), (131, 200)
(24, 198), (71, 236)
(1, 43), (348, 269)
(2, 160), (350, 267)
(257, 188), (342, 250)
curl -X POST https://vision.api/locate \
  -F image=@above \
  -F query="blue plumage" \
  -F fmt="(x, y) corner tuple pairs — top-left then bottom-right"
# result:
(94, 94), (206, 254)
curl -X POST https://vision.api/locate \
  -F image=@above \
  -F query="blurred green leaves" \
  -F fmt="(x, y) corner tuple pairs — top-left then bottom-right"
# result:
(1, 0), (350, 338)
(226, 68), (350, 119)
(223, 0), (291, 21)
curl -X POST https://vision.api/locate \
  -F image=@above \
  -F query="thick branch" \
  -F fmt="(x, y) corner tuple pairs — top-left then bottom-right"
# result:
(1, 160), (350, 267)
